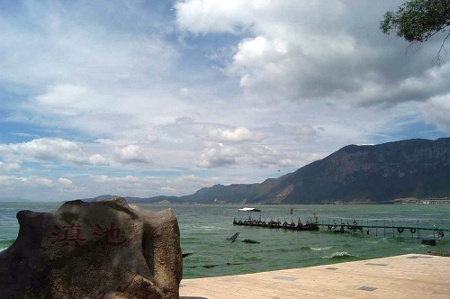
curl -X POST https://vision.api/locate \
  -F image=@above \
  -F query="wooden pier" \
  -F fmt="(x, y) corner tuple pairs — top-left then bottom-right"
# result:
(233, 207), (449, 243)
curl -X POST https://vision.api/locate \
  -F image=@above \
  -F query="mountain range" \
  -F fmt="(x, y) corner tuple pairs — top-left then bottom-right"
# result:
(98, 137), (450, 205)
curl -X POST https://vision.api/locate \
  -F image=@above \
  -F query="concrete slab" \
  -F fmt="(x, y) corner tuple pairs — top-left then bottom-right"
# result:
(179, 254), (450, 299)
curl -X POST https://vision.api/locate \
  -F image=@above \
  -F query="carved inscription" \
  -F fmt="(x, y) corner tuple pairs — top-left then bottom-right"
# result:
(93, 222), (129, 246)
(50, 222), (129, 248)
(51, 223), (87, 247)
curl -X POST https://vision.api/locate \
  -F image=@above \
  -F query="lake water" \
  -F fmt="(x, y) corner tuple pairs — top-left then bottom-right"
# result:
(1, 202), (450, 279)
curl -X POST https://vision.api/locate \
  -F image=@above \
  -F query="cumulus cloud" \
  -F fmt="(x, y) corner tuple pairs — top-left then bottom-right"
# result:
(85, 175), (169, 197)
(197, 143), (240, 168)
(175, 0), (256, 34)
(266, 123), (318, 141)
(0, 175), (53, 188)
(177, 0), (450, 106)
(57, 177), (73, 187)
(35, 84), (89, 116)
(161, 186), (177, 194)
(114, 145), (151, 164)
(0, 161), (21, 171)
(421, 95), (450, 132)
(91, 175), (143, 185)
(0, 1), (187, 143)
(1, 1), (450, 202)
(207, 126), (263, 142)
(196, 141), (311, 169)
(0, 138), (109, 166)
(88, 154), (109, 166)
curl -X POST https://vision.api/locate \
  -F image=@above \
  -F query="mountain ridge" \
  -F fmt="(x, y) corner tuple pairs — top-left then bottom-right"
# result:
(93, 137), (450, 204)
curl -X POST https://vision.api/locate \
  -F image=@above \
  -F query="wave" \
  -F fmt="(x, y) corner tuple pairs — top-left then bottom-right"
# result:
(364, 240), (381, 244)
(197, 226), (227, 231)
(311, 246), (332, 251)
(323, 251), (353, 259)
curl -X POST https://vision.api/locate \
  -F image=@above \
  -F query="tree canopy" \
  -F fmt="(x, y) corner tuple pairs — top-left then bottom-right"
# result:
(380, 0), (450, 64)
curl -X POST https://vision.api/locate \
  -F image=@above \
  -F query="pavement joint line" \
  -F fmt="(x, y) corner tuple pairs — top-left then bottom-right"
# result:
(365, 263), (388, 266)
(358, 286), (378, 292)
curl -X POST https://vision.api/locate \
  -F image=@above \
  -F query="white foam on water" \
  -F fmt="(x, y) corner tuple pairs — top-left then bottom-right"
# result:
(323, 251), (352, 259)
(310, 246), (332, 251)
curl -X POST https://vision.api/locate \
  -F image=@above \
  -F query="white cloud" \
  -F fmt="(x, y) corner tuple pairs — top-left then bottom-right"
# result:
(175, 0), (257, 34)
(207, 126), (263, 142)
(178, 0), (450, 107)
(36, 84), (88, 113)
(0, 1), (449, 202)
(161, 186), (177, 194)
(114, 145), (151, 164)
(57, 177), (73, 186)
(421, 95), (450, 132)
(85, 175), (179, 198)
(197, 143), (240, 168)
(88, 154), (109, 166)
(265, 123), (318, 141)
(0, 175), (53, 188)
(0, 138), (109, 166)
(196, 141), (311, 169)
(91, 175), (143, 185)
(180, 174), (197, 182)
(0, 161), (21, 171)
(0, 1), (187, 143)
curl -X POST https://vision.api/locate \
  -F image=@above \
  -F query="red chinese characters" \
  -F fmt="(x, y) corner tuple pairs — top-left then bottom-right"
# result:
(51, 222), (129, 248)
(92, 222), (129, 247)
(51, 223), (87, 247)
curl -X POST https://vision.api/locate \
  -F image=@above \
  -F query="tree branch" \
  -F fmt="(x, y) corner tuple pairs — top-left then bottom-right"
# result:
(434, 29), (450, 66)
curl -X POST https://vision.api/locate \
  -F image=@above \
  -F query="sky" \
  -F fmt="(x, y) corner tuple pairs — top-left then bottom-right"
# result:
(1, 0), (450, 202)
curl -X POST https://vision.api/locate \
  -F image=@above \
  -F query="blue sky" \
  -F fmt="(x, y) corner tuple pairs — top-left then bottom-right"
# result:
(1, 0), (449, 201)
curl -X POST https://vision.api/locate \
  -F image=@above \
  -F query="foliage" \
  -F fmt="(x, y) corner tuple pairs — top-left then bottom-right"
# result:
(381, 0), (450, 42)
(380, 0), (450, 64)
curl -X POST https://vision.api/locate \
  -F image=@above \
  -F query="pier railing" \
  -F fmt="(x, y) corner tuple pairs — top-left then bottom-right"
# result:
(233, 214), (449, 244)
(316, 218), (449, 243)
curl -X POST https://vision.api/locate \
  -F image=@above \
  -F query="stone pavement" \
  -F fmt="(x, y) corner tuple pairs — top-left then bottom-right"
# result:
(179, 254), (449, 299)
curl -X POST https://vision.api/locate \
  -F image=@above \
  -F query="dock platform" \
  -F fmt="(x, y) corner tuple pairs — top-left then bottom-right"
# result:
(180, 254), (449, 298)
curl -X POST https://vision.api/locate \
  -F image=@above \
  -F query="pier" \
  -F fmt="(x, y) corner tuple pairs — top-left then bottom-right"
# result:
(233, 207), (319, 230)
(233, 209), (449, 243)
(316, 218), (450, 244)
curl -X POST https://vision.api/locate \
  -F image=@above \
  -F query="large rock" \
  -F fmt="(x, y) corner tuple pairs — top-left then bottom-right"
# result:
(0, 197), (182, 298)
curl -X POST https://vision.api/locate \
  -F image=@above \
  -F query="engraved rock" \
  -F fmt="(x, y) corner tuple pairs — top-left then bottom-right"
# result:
(0, 197), (182, 298)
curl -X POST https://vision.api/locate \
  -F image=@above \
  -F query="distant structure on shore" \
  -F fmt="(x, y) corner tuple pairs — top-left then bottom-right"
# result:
(394, 197), (450, 204)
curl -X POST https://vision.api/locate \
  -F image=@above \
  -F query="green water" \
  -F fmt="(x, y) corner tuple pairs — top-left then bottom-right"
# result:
(1, 202), (450, 278)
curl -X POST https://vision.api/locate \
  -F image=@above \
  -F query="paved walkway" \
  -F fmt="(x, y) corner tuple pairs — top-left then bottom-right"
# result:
(179, 254), (449, 298)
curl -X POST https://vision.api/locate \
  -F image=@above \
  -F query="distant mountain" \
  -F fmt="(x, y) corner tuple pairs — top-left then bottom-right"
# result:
(77, 194), (118, 202)
(0, 197), (32, 202)
(126, 195), (182, 204)
(170, 137), (450, 204)
(257, 138), (450, 204)
(92, 138), (450, 205)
